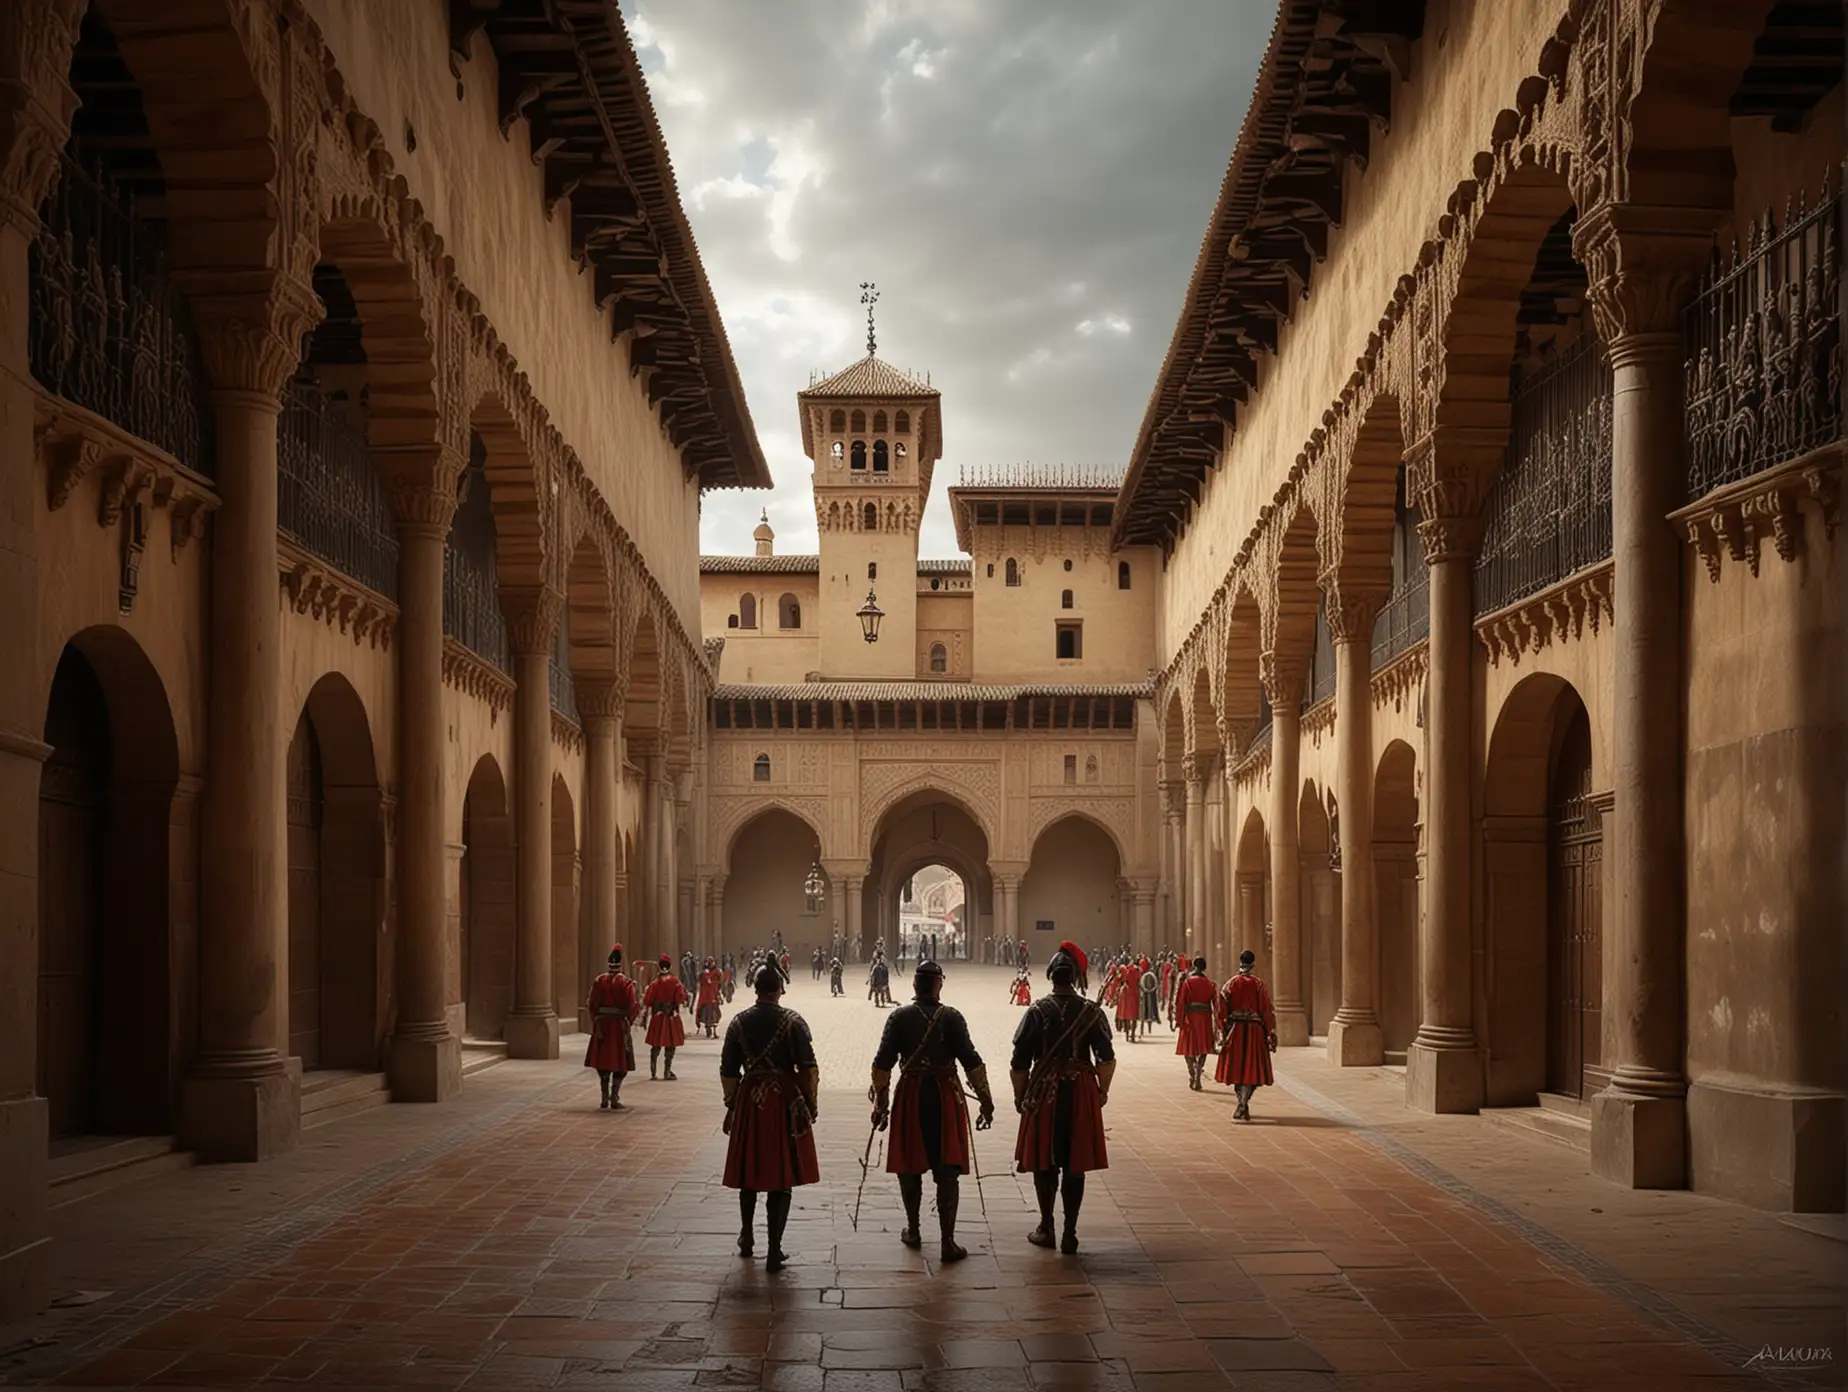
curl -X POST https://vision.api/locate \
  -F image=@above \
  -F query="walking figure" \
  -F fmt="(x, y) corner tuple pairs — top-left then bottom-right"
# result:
(643, 953), (689, 1080)
(720, 964), (821, 1272)
(585, 945), (638, 1110)
(1215, 950), (1279, 1120)
(1173, 955), (1216, 1090)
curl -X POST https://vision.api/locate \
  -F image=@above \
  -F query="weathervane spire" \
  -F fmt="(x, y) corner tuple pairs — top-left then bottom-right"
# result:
(859, 281), (879, 357)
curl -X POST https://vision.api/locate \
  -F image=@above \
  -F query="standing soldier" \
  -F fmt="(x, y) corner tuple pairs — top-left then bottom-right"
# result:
(869, 960), (996, 1261)
(695, 956), (725, 1039)
(721, 952), (737, 1004)
(867, 952), (892, 1007)
(1009, 969), (1032, 1007)
(680, 948), (697, 997)
(1215, 950), (1279, 1120)
(829, 955), (845, 996)
(643, 954), (690, 1080)
(720, 964), (821, 1272)
(1173, 955), (1217, 1090)
(1112, 954), (1141, 1042)
(585, 945), (639, 1110)
(1011, 941), (1115, 1254)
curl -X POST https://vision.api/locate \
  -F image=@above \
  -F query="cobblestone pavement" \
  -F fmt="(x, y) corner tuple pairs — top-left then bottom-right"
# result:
(1, 965), (1840, 1390)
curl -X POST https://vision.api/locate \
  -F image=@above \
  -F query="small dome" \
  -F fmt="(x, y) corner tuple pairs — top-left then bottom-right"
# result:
(753, 509), (775, 556)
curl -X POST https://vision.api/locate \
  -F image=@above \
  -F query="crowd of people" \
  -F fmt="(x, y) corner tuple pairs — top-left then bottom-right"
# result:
(580, 929), (1279, 1269)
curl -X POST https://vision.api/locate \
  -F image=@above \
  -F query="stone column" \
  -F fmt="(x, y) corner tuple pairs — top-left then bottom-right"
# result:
(504, 594), (562, 1060)
(1577, 207), (1713, 1188)
(996, 873), (1021, 943)
(386, 468), (463, 1102)
(1325, 588), (1385, 1066)
(707, 877), (726, 960)
(1184, 764), (1207, 958)
(1405, 443), (1493, 1113)
(579, 681), (621, 1000)
(1265, 660), (1309, 1046)
(1132, 886), (1156, 958)
(1159, 781), (1183, 948)
(181, 273), (320, 1160)
(843, 875), (865, 956)
(1237, 875), (1267, 975)
(0, 20), (78, 1309)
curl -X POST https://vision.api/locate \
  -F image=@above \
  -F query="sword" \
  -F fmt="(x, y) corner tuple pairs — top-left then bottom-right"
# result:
(849, 1119), (881, 1233)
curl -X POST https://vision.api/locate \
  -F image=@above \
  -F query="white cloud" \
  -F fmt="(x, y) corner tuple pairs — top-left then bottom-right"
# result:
(1075, 313), (1132, 338)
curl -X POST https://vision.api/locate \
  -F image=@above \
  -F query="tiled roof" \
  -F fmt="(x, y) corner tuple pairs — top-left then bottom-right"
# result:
(700, 555), (821, 573)
(799, 355), (938, 399)
(916, 558), (972, 574)
(712, 681), (1154, 701)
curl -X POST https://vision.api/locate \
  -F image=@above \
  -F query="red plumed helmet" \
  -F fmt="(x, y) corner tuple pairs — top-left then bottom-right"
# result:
(1059, 940), (1088, 976)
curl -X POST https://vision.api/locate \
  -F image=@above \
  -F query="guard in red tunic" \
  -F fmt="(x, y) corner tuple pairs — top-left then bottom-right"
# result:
(870, 960), (996, 1261)
(696, 958), (725, 1038)
(1215, 949), (1279, 1120)
(720, 964), (821, 1272)
(1173, 955), (1218, 1090)
(1113, 953), (1141, 1041)
(1009, 970), (1032, 1007)
(585, 945), (639, 1110)
(643, 954), (691, 1080)
(1011, 941), (1116, 1254)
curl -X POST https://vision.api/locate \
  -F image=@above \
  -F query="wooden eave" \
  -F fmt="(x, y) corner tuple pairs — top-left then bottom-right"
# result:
(1114, 0), (1425, 552)
(453, 0), (771, 492)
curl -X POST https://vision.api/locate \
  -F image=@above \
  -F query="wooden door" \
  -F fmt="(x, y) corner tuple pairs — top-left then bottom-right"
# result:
(286, 717), (324, 1069)
(1547, 706), (1601, 1098)
(37, 652), (109, 1140)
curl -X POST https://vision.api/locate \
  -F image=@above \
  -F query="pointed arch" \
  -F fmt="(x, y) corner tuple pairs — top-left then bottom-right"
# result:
(563, 529), (617, 687)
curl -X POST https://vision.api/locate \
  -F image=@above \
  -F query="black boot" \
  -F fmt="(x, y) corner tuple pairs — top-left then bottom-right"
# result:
(650, 1047), (659, 1081)
(1060, 1171), (1085, 1254)
(609, 1074), (625, 1111)
(1028, 1170), (1058, 1248)
(738, 1189), (757, 1257)
(598, 1071), (611, 1109)
(765, 1190), (792, 1271)
(938, 1178), (966, 1263)
(664, 1047), (677, 1080)
(898, 1173), (923, 1249)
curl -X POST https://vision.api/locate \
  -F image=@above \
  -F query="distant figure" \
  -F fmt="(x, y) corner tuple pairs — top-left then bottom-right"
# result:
(696, 957), (725, 1038)
(1009, 969), (1032, 1007)
(829, 956), (845, 996)
(643, 954), (690, 1081)
(1173, 956), (1216, 1091)
(585, 945), (639, 1110)
(1215, 950), (1279, 1121)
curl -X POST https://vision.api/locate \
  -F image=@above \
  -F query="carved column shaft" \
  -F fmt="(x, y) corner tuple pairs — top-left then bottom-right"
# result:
(643, 752), (670, 950)
(579, 684), (621, 1021)
(844, 874), (865, 956)
(506, 593), (563, 1060)
(1184, 770), (1207, 954)
(1267, 678), (1309, 1046)
(1326, 587), (1385, 1066)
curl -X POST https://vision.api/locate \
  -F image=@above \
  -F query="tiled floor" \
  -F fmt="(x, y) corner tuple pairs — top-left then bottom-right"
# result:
(1, 966), (1840, 1389)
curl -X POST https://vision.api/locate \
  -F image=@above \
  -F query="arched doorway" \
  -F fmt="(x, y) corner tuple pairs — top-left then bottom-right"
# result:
(899, 863), (969, 962)
(286, 675), (386, 1073)
(1021, 816), (1122, 957)
(723, 808), (828, 959)
(37, 631), (179, 1141)
(1299, 781), (1341, 1035)
(1234, 808), (1268, 974)
(867, 790), (992, 964)
(1374, 741), (1420, 1058)
(460, 757), (514, 1040)
(551, 774), (579, 1027)
(1483, 676), (1604, 1105)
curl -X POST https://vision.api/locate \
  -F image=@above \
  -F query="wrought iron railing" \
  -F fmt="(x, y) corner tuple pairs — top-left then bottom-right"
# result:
(549, 615), (578, 722)
(1304, 600), (1336, 707)
(1370, 565), (1429, 668)
(1475, 334), (1613, 616)
(443, 453), (511, 672)
(1684, 171), (1841, 499)
(28, 147), (211, 475)
(277, 377), (400, 599)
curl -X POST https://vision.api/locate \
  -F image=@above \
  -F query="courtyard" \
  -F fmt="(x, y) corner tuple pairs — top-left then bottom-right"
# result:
(1, 965), (1837, 1390)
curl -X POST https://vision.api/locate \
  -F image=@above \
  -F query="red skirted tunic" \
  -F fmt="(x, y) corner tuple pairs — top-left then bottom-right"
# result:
(1214, 972), (1278, 1086)
(874, 1002), (983, 1177)
(695, 969), (724, 1027)
(1173, 971), (1218, 1057)
(584, 971), (639, 1073)
(1011, 977), (1032, 1007)
(720, 1002), (821, 1191)
(1011, 993), (1115, 1175)
(643, 974), (690, 1047)
(1114, 964), (1141, 1024)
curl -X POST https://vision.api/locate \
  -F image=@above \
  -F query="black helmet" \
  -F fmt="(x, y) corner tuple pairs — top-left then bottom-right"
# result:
(1239, 949), (1257, 968)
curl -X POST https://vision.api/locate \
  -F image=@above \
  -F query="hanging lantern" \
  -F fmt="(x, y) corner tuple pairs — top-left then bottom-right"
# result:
(857, 588), (884, 643)
(802, 858), (826, 914)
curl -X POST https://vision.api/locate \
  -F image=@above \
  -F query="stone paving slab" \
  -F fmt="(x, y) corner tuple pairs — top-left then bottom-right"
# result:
(0, 965), (1840, 1389)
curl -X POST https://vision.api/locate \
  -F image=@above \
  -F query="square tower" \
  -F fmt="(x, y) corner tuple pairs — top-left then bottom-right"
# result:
(797, 355), (942, 678)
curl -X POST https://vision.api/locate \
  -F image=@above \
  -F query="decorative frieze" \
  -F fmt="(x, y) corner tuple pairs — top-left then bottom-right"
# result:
(278, 540), (398, 650)
(551, 711), (583, 756)
(1475, 561), (1614, 667)
(443, 638), (515, 721)
(1301, 697), (1337, 748)
(1673, 443), (1841, 583)
(1370, 641), (1428, 714)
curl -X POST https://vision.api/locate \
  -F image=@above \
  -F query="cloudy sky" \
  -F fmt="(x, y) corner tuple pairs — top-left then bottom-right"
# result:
(622, 1), (1272, 558)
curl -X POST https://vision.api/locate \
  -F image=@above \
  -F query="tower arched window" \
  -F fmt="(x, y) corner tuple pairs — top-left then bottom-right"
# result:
(850, 409), (865, 432)
(863, 501), (878, 532)
(1005, 558), (1020, 587)
(1060, 589), (1073, 609)
(830, 408), (846, 432)
(873, 440), (888, 473)
(872, 409), (887, 432)
(851, 440), (866, 471)
(895, 409), (910, 433)
(929, 643), (947, 673)
(778, 593), (801, 629)
(753, 753), (771, 782)
(1117, 561), (1131, 590)
(738, 593), (757, 629)
(895, 442), (907, 458)
(830, 440), (843, 461)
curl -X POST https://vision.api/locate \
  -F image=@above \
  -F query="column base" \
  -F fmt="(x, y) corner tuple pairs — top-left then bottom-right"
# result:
(1406, 1040), (1483, 1114)
(389, 1030), (463, 1103)
(1688, 1077), (1844, 1213)
(1275, 1005), (1310, 1048)
(1590, 1089), (1686, 1190)
(181, 1063), (301, 1163)
(504, 1010), (560, 1060)
(1326, 1015), (1383, 1067)
(0, 1095), (51, 1321)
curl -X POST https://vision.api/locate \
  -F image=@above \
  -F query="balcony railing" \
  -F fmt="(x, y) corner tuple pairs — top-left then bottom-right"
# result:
(277, 377), (400, 599)
(1684, 171), (1841, 500)
(1370, 565), (1429, 669)
(28, 148), (211, 476)
(443, 457), (511, 673)
(1475, 334), (1614, 617)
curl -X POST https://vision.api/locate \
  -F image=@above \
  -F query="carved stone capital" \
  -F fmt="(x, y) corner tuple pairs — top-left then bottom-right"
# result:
(502, 585), (565, 657)
(378, 444), (467, 532)
(0, 2), (83, 234)
(575, 678), (624, 722)
(1320, 582), (1385, 644)
(186, 271), (323, 400)
(1404, 426), (1504, 563)
(1573, 202), (1722, 346)
(1258, 649), (1305, 710)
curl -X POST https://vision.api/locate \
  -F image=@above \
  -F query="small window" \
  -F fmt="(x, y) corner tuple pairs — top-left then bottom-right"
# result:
(896, 442), (908, 458)
(830, 408), (846, 432)
(739, 593), (757, 629)
(778, 593), (801, 629)
(986, 563), (995, 578)
(753, 753), (771, 782)
(863, 501), (878, 532)
(930, 577), (940, 591)
(727, 615), (738, 629)
(1085, 755), (1099, 783)
(873, 440), (889, 473)
(851, 441), (866, 470)
(867, 561), (877, 580)
(831, 440), (843, 460)
(895, 409), (910, 433)
(850, 409), (865, 432)
(1055, 621), (1082, 660)
(1060, 589), (1073, 609)
(872, 409), (888, 432)
(1118, 561), (1131, 590)
(1063, 559), (1073, 572)
(930, 643), (947, 673)
(1005, 558), (1020, 587)
(1063, 754), (1077, 784)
